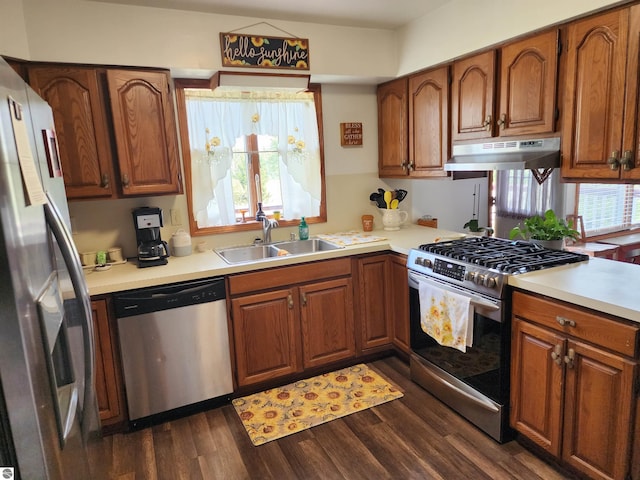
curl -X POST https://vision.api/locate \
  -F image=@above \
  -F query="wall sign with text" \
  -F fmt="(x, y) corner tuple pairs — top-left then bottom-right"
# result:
(340, 122), (363, 147)
(220, 33), (310, 70)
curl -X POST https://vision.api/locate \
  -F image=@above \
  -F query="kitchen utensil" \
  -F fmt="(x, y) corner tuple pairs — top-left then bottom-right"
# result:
(369, 192), (386, 208)
(384, 191), (392, 209)
(395, 189), (408, 202)
(390, 199), (399, 209)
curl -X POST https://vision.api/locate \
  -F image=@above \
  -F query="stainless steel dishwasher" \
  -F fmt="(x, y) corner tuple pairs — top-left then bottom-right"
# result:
(113, 277), (233, 427)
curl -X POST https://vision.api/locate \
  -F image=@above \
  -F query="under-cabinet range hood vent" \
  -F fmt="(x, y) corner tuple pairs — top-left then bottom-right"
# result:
(445, 137), (560, 180)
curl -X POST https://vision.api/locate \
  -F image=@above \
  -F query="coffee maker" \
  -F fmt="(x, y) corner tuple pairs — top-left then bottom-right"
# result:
(132, 207), (170, 267)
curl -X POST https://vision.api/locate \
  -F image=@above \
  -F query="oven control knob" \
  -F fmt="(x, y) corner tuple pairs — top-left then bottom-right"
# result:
(475, 274), (486, 285)
(484, 275), (497, 289)
(465, 271), (477, 282)
(415, 257), (432, 268)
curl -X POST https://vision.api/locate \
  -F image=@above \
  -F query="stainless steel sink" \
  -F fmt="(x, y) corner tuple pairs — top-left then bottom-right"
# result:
(215, 239), (342, 264)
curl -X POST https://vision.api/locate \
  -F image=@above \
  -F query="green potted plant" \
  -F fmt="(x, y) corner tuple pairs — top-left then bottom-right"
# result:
(463, 218), (494, 236)
(509, 209), (580, 249)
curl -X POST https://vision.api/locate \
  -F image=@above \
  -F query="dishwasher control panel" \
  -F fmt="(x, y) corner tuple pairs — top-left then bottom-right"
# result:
(113, 277), (226, 318)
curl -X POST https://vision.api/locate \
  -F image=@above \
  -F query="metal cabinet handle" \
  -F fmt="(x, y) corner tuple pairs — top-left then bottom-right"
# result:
(551, 344), (563, 366)
(100, 173), (110, 189)
(482, 115), (492, 131)
(401, 160), (408, 171)
(122, 173), (130, 187)
(408, 161), (415, 171)
(497, 113), (507, 128)
(620, 150), (634, 171)
(287, 293), (294, 309)
(564, 348), (575, 369)
(301, 292), (307, 306)
(556, 316), (576, 328)
(607, 151), (620, 170)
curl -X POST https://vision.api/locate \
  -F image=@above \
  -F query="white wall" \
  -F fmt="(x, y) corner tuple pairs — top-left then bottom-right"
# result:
(396, 0), (626, 75)
(1, 0), (30, 59)
(16, 0), (398, 83)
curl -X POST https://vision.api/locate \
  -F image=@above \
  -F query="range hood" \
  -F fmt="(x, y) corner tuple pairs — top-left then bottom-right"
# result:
(445, 137), (560, 173)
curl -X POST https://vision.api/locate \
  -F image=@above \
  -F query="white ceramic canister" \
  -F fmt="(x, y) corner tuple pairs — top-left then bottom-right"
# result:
(170, 229), (192, 256)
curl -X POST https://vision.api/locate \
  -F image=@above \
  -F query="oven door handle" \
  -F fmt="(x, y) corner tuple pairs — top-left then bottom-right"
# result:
(408, 271), (500, 312)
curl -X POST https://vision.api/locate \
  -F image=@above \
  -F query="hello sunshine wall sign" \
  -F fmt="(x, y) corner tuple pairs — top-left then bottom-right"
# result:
(220, 32), (310, 70)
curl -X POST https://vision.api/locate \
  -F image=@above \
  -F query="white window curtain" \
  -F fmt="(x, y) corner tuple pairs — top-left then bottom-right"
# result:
(185, 89), (322, 227)
(495, 169), (557, 219)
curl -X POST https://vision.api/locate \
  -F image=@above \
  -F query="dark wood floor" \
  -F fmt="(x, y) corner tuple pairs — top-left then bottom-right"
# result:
(90, 356), (574, 479)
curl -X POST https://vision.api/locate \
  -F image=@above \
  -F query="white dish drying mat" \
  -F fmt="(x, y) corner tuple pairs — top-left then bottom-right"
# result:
(316, 231), (387, 246)
(418, 279), (474, 352)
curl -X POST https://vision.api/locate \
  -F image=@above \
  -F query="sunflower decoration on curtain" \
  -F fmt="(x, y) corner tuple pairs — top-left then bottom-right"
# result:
(287, 128), (308, 162)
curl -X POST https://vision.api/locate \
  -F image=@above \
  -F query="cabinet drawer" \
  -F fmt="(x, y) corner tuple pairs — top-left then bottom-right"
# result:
(512, 291), (639, 357)
(228, 258), (351, 296)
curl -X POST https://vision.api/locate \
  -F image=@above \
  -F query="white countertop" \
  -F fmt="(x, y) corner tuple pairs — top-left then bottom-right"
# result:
(84, 225), (640, 324)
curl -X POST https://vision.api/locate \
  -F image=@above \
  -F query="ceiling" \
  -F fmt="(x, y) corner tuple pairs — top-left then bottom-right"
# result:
(86, 0), (451, 29)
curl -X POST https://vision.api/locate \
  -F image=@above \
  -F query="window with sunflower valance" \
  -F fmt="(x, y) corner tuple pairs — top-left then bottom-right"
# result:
(174, 79), (325, 235)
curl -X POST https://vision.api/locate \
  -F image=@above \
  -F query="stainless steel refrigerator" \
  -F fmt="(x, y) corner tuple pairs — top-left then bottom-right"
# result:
(0, 57), (104, 479)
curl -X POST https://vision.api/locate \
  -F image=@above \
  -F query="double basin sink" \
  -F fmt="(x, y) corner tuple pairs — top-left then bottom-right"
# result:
(215, 239), (343, 264)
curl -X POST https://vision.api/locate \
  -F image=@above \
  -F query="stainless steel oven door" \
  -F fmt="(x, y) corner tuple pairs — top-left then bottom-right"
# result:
(408, 270), (512, 442)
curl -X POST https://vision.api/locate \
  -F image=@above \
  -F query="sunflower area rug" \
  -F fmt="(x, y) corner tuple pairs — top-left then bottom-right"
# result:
(232, 363), (403, 446)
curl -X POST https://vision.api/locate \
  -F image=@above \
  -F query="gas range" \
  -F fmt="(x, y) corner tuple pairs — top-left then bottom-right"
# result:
(406, 236), (589, 299)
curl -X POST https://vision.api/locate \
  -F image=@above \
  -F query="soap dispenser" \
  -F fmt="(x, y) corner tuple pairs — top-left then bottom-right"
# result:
(299, 217), (309, 240)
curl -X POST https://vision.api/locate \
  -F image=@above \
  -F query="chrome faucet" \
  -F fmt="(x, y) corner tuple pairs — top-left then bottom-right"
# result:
(256, 211), (278, 244)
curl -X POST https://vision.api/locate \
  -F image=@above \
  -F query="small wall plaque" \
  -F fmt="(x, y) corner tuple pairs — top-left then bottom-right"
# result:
(340, 122), (363, 147)
(220, 33), (310, 70)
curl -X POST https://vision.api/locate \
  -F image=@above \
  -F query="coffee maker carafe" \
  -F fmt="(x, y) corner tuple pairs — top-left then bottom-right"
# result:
(132, 207), (170, 267)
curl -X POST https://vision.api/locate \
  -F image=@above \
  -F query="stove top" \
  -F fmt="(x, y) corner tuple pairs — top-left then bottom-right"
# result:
(418, 236), (589, 274)
(407, 236), (589, 299)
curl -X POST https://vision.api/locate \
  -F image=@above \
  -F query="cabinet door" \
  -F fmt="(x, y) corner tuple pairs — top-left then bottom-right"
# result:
(357, 256), (392, 351)
(28, 66), (116, 199)
(300, 278), (356, 368)
(561, 9), (629, 180)
(562, 340), (636, 480)
(91, 299), (124, 425)
(451, 50), (496, 141)
(389, 254), (410, 354)
(408, 67), (449, 177)
(378, 78), (409, 177)
(498, 30), (559, 137)
(106, 69), (182, 196)
(231, 289), (301, 386)
(510, 318), (564, 457)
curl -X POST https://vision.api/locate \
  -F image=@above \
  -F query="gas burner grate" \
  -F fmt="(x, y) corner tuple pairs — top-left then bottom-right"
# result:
(419, 237), (589, 273)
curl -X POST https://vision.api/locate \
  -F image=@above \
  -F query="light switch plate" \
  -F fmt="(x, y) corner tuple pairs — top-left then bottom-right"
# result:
(170, 209), (182, 225)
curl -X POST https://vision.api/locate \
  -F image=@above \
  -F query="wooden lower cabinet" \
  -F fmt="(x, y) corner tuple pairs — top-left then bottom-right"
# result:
(356, 255), (392, 351)
(511, 291), (639, 480)
(91, 298), (126, 430)
(231, 289), (301, 386)
(388, 254), (410, 354)
(229, 259), (356, 388)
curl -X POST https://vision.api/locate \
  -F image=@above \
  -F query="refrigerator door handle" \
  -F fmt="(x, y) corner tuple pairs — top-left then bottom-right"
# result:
(43, 192), (97, 441)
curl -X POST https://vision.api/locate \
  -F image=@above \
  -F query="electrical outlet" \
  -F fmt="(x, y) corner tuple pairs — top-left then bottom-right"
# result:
(170, 209), (182, 225)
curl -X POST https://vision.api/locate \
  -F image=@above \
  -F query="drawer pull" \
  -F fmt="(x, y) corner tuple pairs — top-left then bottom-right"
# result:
(551, 344), (563, 366)
(287, 293), (293, 309)
(556, 316), (576, 327)
(301, 292), (307, 306)
(564, 348), (575, 369)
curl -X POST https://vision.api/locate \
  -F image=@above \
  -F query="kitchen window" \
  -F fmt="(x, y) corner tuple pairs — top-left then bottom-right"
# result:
(174, 79), (326, 235)
(577, 184), (640, 236)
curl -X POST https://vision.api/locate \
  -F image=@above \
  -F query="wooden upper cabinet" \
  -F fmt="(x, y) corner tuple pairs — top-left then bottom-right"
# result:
(28, 66), (116, 199)
(562, 6), (640, 181)
(452, 30), (559, 142)
(499, 29), (559, 137)
(452, 50), (496, 141)
(377, 67), (449, 178)
(408, 67), (449, 177)
(107, 69), (183, 196)
(378, 77), (408, 176)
